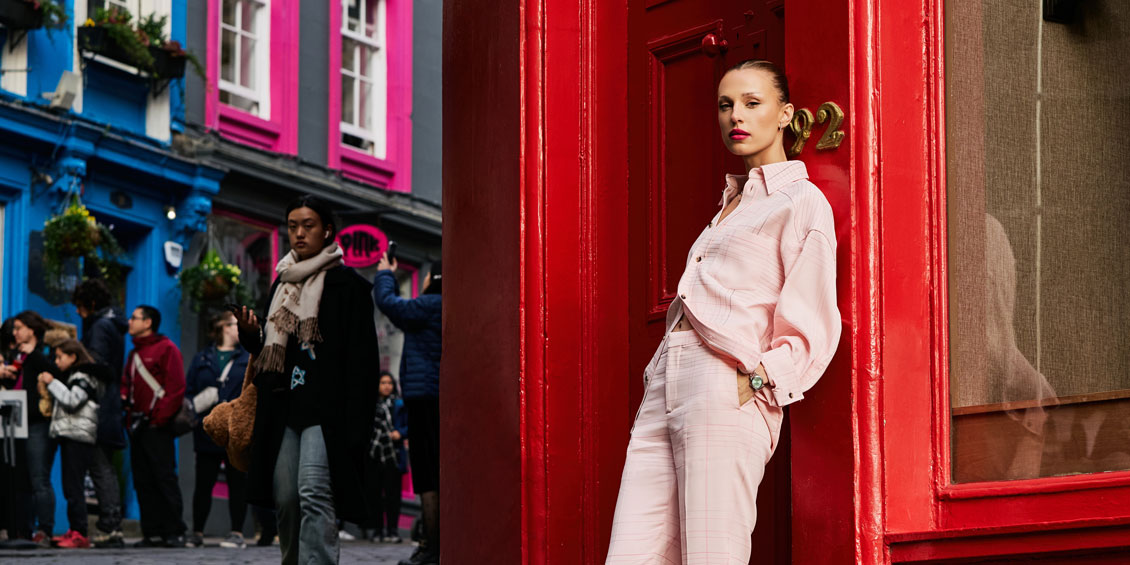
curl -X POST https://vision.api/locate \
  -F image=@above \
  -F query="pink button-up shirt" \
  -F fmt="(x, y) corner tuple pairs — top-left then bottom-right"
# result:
(667, 160), (840, 407)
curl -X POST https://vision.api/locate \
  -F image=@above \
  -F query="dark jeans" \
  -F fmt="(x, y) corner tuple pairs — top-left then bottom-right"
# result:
(364, 456), (402, 534)
(193, 451), (248, 533)
(89, 445), (122, 533)
(26, 421), (57, 534)
(59, 440), (94, 536)
(404, 397), (439, 494)
(129, 426), (185, 539)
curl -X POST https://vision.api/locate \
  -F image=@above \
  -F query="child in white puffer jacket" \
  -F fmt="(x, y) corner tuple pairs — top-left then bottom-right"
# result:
(37, 339), (112, 549)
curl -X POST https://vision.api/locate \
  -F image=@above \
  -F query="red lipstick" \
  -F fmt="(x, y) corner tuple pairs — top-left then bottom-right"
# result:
(729, 128), (750, 140)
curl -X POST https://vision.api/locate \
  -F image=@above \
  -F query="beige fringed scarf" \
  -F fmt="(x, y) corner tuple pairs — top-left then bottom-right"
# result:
(254, 243), (344, 373)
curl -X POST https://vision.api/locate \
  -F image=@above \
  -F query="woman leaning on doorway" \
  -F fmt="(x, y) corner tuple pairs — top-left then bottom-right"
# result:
(606, 60), (841, 564)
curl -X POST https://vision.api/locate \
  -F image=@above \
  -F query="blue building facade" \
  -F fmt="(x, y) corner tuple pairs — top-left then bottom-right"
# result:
(1, 0), (223, 532)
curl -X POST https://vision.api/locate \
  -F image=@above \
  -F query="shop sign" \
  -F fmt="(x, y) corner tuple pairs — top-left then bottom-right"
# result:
(338, 224), (388, 268)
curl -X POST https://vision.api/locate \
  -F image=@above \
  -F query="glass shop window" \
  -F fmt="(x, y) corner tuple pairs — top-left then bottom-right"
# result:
(210, 211), (278, 309)
(946, 0), (1130, 483)
(219, 0), (270, 118)
(340, 0), (387, 158)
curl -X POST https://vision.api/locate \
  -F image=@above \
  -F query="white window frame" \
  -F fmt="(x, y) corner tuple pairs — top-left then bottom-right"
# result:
(340, 0), (387, 159)
(219, 0), (271, 119)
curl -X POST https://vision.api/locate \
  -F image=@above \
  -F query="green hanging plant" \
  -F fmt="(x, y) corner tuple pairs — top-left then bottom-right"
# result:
(42, 194), (125, 290)
(178, 249), (252, 312)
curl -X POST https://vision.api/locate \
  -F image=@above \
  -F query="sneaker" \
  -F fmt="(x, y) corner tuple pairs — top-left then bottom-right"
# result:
(383, 533), (403, 544)
(163, 534), (186, 548)
(133, 536), (164, 548)
(92, 530), (125, 548)
(219, 532), (246, 549)
(187, 532), (204, 548)
(57, 530), (91, 549)
(398, 544), (440, 565)
(338, 529), (356, 541)
(31, 530), (51, 548)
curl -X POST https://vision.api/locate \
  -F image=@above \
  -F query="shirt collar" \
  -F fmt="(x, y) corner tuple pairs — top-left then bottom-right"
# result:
(721, 160), (809, 204)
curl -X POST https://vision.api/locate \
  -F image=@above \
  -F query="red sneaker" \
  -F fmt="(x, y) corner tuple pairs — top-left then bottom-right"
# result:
(57, 530), (91, 549)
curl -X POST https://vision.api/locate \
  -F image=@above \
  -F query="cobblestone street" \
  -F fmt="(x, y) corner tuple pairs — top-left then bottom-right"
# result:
(0, 538), (417, 564)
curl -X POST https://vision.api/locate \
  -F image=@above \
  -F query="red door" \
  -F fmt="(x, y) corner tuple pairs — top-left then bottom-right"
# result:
(627, 1), (789, 562)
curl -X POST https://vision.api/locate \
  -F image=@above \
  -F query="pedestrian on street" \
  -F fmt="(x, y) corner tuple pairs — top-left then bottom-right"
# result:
(605, 60), (841, 564)
(364, 371), (408, 543)
(234, 194), (379, 565)
(372, 255), (441, 565)
(123, 305), (188, 548)
(185, 310), (251, 549)
(0, 317), (34, 543)
(71, 279), (128, 548)
(38, 339), (113, 549)
(6, 311), (60, 547)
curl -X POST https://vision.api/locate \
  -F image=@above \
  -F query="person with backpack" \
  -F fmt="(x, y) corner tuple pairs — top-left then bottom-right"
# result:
(71, 279), (128, 548)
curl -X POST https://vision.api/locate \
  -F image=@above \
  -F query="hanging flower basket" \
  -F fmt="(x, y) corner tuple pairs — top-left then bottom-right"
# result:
(179, 249), (252, 312)
(42, 195), (125, 290)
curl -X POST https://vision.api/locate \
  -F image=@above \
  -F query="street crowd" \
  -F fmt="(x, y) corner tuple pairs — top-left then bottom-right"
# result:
(0, 195), (442, 565)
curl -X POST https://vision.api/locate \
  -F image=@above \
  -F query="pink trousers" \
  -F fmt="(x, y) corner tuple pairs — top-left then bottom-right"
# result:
(606, 330), (783, 565)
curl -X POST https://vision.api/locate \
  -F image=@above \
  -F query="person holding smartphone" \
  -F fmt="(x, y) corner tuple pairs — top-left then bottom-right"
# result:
(372, 251), (442, 565)
(234, 195), (379, 565)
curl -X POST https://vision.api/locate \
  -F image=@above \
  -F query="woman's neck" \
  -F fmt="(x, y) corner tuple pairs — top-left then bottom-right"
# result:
(743, 145), (788, 171)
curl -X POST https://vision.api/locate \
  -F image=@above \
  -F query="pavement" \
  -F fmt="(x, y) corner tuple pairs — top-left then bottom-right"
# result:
(0, 537), (418, 564)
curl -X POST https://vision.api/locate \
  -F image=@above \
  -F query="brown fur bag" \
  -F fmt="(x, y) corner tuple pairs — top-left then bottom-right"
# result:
(202, 355), (257, 472)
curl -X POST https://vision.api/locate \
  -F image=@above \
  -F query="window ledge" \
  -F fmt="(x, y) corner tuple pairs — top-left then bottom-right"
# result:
(340, 144), (400, 190)
(217, 104), (280, 151)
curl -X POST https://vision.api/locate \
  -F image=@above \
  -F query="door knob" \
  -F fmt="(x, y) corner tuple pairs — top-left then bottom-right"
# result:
(701, 33), (728, 58)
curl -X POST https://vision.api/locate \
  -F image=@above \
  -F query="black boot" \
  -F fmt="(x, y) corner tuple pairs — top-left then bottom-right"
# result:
(398, 543), (440, 565)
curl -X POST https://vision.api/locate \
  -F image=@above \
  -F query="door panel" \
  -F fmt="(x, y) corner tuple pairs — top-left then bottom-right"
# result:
(628, 1), (788, 563)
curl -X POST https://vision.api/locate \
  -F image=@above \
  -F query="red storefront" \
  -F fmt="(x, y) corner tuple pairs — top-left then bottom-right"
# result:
(441, 0), (1130, 563)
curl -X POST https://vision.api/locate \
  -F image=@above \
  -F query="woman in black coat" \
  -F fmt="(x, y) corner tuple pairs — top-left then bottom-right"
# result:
(235, 195), (378, 565)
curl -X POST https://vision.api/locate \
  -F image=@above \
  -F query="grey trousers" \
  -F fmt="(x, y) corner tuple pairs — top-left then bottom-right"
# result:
(89, 445), (122, 533)
(274, 425), (339, 565)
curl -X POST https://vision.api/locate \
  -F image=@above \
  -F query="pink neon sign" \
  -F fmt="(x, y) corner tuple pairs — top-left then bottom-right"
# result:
(338, 224), (389, 268)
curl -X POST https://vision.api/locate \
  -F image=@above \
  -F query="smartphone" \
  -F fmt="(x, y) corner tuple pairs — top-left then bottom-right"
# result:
(386, 241), (398, 263)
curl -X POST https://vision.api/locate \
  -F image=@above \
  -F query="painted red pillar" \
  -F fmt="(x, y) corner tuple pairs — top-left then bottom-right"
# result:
(442, 0), (630, 562)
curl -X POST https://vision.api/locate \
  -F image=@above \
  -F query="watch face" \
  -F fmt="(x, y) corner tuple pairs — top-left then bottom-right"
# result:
(750, 375), (764, 390)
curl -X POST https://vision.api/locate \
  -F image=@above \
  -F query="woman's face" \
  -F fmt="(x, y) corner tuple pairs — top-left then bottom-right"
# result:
(12, 320), (34, 346)
(717, 68), (793, 160)
(287, 207), (330, 260)
(54, 350), (77, 371)
(379, 375), (394, 397)
(217, 314), (239, 344)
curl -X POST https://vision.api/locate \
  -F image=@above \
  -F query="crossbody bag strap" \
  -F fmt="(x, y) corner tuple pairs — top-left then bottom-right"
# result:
(132, 352), (165, 413)
(218, 359), (235, 386)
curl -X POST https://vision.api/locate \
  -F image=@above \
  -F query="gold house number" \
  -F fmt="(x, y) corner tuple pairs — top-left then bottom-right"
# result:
(787, 101), (845, 157)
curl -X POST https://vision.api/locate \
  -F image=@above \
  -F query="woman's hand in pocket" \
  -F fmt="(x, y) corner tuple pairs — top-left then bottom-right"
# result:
(736, 369), (754, 407)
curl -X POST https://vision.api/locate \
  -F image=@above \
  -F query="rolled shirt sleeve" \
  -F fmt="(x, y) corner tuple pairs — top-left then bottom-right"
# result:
(759, 229), (840, 407)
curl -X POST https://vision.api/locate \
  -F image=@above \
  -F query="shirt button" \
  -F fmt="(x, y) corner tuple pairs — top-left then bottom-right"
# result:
(695, 256), (702, 262)
(707, 222), (713, 228)
(788, 392), (794, 399)
(680, 294), (687, 300)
